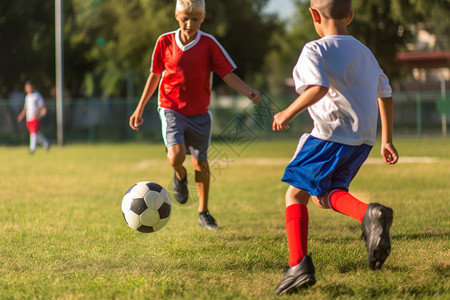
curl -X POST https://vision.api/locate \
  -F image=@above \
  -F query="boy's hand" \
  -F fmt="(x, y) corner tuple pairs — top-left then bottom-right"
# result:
(129, 113), (144, 131)
(381, 142), (398, 165)
(38, 106), (47, 118)
(249, 89), (261, 104)
(272, 110), (291, 131)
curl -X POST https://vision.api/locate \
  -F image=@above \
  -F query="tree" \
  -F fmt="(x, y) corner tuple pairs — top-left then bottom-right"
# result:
(277, 0), (449, 82)
(0, 0), (55, 97)
(202, 0), (279, 83)
(68, 0), (175, 97)
(0, 0), (280, 99)
(68, 0), (280, 97)
(350, 0), (407, 78)
(390, 0), (450, 50)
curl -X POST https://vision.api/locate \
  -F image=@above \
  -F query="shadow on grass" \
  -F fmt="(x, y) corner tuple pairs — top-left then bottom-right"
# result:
(315, 282), (357, 298)
(393, 232), (449, 241)
(317, 282), (401, 299)
(313, 235), (359, 243)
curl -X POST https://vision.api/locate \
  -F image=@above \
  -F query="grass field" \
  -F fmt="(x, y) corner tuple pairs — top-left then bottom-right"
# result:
(0, 138), (449, 299)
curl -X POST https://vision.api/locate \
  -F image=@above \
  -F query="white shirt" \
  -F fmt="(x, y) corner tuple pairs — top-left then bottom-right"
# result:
(24, 91), (45, 121)
(293, 35), (392, 146)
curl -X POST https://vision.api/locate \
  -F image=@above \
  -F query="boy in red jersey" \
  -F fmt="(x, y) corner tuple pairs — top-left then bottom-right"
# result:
(272, 0), (398, 295)
(129, 0), (260, 229)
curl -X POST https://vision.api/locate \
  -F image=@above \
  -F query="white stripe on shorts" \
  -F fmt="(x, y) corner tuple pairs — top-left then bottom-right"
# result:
(288, 133), (311, 164)
(158, 108), (168, 146)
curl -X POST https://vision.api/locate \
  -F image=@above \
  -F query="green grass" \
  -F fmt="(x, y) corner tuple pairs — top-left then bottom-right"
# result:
(0, 138), (449, 299)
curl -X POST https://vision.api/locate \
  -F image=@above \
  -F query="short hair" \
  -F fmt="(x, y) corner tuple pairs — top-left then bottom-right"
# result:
(24, 80), (34, 87)
(175, 0), (205, 14)
(310, 0), (352, 19)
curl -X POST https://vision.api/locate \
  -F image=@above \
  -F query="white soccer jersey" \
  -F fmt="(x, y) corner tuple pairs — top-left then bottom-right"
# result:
(293, 35), (392, 146)
(24, 91), (45, 121)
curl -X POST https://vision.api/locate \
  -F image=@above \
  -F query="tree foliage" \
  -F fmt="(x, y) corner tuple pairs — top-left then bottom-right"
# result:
(79, 0), (279, 97)
(0, 0), (279, 98)
(1, 0), (448, 99)
(281, 0), (449, 81)
(0, 1), (55, 97)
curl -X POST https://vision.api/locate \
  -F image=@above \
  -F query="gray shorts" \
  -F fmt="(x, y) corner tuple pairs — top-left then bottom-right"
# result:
(159, 108), (212, 161)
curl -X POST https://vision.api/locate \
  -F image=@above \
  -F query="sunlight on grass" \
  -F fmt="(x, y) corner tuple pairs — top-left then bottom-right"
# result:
(0, 138), (448, 299)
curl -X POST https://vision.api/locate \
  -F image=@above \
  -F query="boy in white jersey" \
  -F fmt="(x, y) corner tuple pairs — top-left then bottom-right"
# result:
(17, 81), (50, 153)
(129, 0), (260, 229)
(272, 0), (399, 295)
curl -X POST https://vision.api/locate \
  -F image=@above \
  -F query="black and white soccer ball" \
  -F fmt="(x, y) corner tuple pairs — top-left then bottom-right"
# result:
(121, 181), (172, 233)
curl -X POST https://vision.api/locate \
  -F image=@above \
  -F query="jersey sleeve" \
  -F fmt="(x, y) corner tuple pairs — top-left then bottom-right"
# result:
(209, 37), (237, 78)
(150, 35), (166, 74)
(37, 92), (45, 106)
(376, 71), (392, 98)
(293, 43), (329, 94)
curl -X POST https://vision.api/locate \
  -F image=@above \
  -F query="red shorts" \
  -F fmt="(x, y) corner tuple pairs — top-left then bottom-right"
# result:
(26, 119), (41, 134)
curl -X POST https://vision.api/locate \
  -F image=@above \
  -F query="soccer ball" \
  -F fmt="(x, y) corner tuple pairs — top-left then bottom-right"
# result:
(121, 181), (172, 233)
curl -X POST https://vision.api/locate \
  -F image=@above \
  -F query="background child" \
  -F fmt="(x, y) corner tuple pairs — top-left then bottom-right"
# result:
(272, 0), (398, 295)
(129, 0), (260, 229)
(17, 81), (50, 153)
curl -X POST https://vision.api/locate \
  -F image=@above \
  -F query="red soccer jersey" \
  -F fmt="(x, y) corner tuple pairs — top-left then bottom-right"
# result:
(151, 29), (236, 116)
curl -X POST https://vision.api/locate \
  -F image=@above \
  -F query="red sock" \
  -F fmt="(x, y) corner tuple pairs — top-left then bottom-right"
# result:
(285, 203), (308, 267)
(328, 190), (368, 223)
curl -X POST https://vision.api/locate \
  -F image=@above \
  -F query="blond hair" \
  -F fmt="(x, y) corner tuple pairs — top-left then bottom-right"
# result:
(175, 0), (205, 14)
(310, 0), (352, 19)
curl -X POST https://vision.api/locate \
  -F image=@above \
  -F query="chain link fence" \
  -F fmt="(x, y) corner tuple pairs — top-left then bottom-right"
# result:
(1, 91), (448, 145)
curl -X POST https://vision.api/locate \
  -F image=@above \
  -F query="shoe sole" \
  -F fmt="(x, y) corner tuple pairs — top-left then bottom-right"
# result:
(279, 274), (316, 295)
(368, 206), (393, 270)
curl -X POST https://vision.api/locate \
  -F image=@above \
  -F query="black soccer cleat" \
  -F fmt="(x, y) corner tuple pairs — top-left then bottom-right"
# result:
(198, 211), (218, 229)
(173, 166), (188, 204)
(273, 255), (316, 295)
(361, 203), (393, 270)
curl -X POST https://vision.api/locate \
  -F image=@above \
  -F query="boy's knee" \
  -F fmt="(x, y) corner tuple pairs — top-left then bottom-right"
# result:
(314, 191), (333, 209)
(192, 159), (209, 172)
(285, 186), (310, 206)
(167, 145), (186, 166)
(313, 196), (331, 209)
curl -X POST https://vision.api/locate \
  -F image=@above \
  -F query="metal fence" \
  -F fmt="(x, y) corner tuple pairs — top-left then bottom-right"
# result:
(1, 91), (448, 145)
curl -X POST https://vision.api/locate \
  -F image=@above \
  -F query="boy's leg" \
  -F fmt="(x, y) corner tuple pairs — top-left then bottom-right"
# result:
(274, 185), (316, 295)
(29, 133), (37, 153)
(167, 144), (189, 204)
(326, 190), (368, 223)
(36, 132), (50, 150)
(326, 189), (393, 270)
(191, 157), (210, 213)
(285, 186), (310, 266)
(192, 157), (218, 229)
(167, 144), (187, 180)
(26, 120), (38, 153)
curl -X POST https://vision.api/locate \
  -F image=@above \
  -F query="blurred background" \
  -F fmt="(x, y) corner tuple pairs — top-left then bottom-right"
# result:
(1, 0), (449, 145)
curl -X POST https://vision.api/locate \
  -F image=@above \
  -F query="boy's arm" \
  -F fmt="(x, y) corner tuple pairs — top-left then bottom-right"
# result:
(222, 72), (261, 104)
(273, 85), (328, 131)
(17, 107), (26, 122)
(38, 105), (47, 118)
(378, 97), (398, 164)
(129, 72), (161, 131)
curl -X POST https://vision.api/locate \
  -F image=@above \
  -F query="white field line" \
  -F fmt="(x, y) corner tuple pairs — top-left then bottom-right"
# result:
(136, 156), (443, 169)
(136, 160), (164, 169)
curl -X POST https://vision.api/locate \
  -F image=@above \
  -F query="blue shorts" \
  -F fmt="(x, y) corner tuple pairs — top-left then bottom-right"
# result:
(282, 134), (372, 197)
(159, 108), (212, 161)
